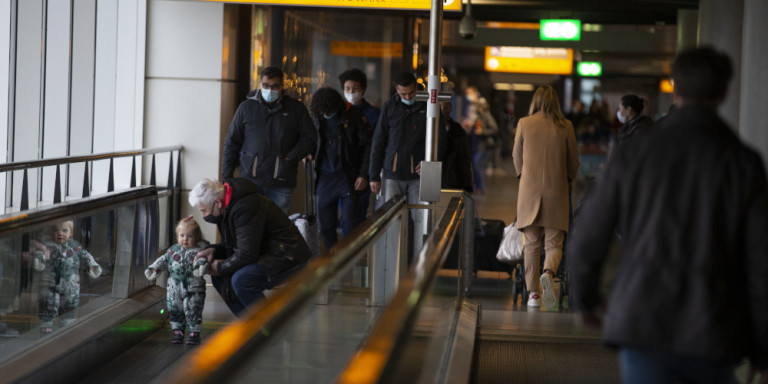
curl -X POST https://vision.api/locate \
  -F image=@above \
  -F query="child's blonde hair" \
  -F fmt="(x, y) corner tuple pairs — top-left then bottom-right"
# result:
(176, 216), (204, 242)
(55, 220), (74, 231)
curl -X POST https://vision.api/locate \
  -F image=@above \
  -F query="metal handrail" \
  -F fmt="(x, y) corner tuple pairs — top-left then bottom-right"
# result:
(165, 194), (409, 384)
(0, 145), (182, 172)
(337, 196), (465, 384)
(0, 186), (158, 235)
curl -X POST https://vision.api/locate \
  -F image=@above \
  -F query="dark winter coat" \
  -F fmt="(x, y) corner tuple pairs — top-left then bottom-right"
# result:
(441, 118), (473, 193)
(568, 105), (768, 368)
(313, 104), (372, 195)
(369, 95), (446, 182)
(222, 90), (317, 188)
(210, 178), (311, 278)
(610, 115), (654, 161)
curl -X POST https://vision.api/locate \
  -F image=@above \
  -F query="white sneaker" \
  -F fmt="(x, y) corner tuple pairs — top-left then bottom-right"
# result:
(540, 273), (557, 309)
(527, 292), (541, 307)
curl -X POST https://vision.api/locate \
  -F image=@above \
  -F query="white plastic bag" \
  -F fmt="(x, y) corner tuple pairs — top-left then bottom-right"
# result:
(496, 222), (524, 264)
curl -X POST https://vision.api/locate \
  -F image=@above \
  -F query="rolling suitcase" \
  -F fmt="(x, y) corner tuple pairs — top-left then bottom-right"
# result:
(473, 218), (513, 274)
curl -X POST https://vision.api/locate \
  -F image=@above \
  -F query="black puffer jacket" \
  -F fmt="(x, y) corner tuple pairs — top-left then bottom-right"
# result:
(369, 95), (446, 182)
(313, 104), (372, 195)
(210, 178), (311, 278)
(222, 90), (317, 188)
(569, 105), (768, 368)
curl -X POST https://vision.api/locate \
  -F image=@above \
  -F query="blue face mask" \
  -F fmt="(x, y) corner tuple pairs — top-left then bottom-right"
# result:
(323, 111), (337, 119)
(261, 89), (279, 103)
(401, 97), (416, 106)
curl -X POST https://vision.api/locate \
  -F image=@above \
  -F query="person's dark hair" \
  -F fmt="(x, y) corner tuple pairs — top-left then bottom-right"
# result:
(671, 46), (732, 105)
(338, 68), (367, 90)
(310, 87), (345, 118)
(620, 95), (646, 115)
(395, 72), (417, 87)
(261, 66), (284, 82)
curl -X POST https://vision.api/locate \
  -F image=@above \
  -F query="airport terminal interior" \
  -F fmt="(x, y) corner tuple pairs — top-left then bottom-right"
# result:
(1, 0), (767, 382)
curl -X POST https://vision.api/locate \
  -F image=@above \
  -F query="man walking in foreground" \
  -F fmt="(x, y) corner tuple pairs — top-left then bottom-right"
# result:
(569, 47), (768, 383)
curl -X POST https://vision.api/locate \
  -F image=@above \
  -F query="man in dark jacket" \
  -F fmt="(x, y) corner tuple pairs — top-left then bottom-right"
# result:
(369, 72), (445, 259)
(339, 68), (381, 219)
(440, 100), (473, 193)
(309, 87), (372, 250)
(569, 47), (768, 382)
(222, 67), (317, 213)
(369, 72), (447, 200)
(191, 178), (311, 316)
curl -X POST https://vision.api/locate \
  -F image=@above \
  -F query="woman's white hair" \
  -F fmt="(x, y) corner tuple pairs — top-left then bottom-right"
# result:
(189, 178), (225, 208)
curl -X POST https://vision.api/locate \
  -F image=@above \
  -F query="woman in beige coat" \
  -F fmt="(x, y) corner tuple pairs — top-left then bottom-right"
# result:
(513, 86), (580, 309)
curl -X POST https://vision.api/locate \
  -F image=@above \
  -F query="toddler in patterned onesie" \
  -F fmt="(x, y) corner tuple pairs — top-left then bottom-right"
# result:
(37, 220), (102, 334)
(145, 217), (209, 344)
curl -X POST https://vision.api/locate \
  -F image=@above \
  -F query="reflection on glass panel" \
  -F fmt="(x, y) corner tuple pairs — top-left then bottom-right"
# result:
(0, 211), (123, 359)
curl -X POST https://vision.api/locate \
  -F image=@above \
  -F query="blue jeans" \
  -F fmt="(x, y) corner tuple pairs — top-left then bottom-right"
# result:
(211, 262), (303, 316)
(317, 173), (361, 250)
(259, 186), (293, 214)
(619, 347), (736, 384)
(472, 150), (488, 192)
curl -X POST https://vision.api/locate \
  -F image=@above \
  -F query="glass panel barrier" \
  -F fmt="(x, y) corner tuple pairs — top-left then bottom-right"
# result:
(0, 186), (158, 362)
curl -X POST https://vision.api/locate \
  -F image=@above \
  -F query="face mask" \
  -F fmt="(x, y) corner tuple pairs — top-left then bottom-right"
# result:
(203, 203), (222, 224)
(401, 97), (416, 106)
(323, 111), (337, 119)
(261, 89), (279, 103)
(203, 214), (219, 224)
(616, 110), (627, 124)
(345, 92), (363, 105)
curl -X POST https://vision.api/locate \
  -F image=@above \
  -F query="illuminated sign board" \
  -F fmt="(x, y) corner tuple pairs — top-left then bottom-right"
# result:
(577, 62), (602, 76)
(331, 41), (402, 58)
(540, 19), (581, 41)
(201, 0), (462, 11)
(484, 46), (573, 75)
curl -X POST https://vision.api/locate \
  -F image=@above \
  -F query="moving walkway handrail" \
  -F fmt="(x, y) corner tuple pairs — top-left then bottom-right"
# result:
(0, 186), (158, 234)
(338, 196), (465, 384)
(165, 194), (409, 384)
(0, 145), (183, 172)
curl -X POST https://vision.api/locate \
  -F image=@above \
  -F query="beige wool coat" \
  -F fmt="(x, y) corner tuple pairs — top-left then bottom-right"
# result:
(513, 112), (580, 232)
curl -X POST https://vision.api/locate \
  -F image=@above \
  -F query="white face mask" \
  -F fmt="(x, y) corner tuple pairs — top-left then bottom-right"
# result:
(401, 97), (416, 106)
(261, 89), (279, 103)
(344, 92), (363, 105)
(616, 110), (627, 124)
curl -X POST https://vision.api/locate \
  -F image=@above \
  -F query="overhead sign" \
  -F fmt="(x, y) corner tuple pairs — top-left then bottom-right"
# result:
(577, 62), (602, 76)
(485, 46), (573, 75)
(201, 0), (462, 11)
(540, 19), (581, 41)
(331, 41), (402, 58)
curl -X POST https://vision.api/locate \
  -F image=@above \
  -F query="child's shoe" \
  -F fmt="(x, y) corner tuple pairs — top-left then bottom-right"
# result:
(186, 332), (201, 345)
(0, 322), (19, 338)
(171, 330), (184, 344)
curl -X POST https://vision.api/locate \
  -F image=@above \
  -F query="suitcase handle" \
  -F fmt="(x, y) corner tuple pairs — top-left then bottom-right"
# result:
(304, 161), (316, 217)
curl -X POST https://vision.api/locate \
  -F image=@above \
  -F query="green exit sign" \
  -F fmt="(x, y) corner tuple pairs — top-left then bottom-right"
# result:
(577, 62), (602, 76)
(540, 19), (581, 41)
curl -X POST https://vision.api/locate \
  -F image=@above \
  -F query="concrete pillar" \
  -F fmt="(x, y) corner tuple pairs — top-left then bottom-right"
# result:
(144, 0), (237, 241)
(676, 9), (698, 52)
(698, 0), (744, 129)
(740, 0), (768, 168)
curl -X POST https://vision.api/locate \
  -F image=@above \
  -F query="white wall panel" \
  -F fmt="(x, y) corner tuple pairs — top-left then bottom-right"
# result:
(92, 0), (118, 194)
(41, 0), (72, 204)
(145, 79), (222, 187)
(146, 0), (224, 80)
(68, 0), (97, 198)
(0, 0), (10, 212)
